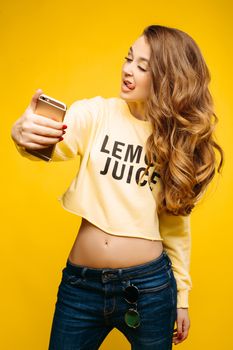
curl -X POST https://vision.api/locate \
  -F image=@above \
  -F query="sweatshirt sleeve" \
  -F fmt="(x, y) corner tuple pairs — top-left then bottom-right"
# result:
(13, 96), (102, 162)
(158, 211), (192, 308)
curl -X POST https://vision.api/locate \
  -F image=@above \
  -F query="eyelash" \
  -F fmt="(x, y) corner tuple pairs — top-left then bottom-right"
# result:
(124, 57), (147, 72)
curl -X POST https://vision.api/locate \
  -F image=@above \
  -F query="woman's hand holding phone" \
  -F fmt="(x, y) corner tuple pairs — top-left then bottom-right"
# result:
(11, 89), (67, 161)
(11, 89), (66, 151)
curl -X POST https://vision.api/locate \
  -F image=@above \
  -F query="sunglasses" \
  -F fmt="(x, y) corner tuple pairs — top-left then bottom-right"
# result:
(123, 284), (141, 328)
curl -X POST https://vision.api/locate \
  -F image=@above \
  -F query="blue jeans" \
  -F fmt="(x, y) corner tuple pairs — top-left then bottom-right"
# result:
(48, 249), (177, 350)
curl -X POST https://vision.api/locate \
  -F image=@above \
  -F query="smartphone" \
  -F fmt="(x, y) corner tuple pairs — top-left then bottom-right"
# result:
(26, 93), (67, 161)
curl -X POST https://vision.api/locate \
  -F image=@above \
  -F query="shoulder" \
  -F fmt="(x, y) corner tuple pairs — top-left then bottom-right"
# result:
(71, 95), (122, 104)
(67, 95), (123, 117)
(102, 96), (124, 109)
(69, 95), (104, 110)
(83, 95), (123, 108)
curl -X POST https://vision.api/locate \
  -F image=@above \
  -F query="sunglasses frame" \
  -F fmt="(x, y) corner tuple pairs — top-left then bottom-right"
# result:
(123, 284), (141, 328)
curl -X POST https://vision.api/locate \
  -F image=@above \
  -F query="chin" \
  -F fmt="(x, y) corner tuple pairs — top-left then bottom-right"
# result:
(119, 94), (144, 103)
(119, 92), (137, 101)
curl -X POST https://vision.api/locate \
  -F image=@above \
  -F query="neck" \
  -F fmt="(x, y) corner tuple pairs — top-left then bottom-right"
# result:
(126, 101), (146, 121)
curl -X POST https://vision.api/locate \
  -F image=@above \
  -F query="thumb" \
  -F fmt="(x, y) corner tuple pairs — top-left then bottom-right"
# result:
(29, 88), (43, 112)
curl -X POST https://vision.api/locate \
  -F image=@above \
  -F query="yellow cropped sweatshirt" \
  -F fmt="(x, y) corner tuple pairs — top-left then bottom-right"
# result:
(14, 95), (192, 308)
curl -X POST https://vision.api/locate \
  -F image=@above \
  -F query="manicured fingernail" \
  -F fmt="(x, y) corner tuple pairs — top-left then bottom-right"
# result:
(62, 125), (67, 129)
(59, 137), (64, 141)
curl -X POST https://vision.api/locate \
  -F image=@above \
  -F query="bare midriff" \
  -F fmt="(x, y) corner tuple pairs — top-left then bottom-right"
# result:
(68, 218), (164, 268)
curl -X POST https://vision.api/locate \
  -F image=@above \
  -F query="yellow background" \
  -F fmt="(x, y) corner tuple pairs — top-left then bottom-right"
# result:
(1, 0), (232, 349)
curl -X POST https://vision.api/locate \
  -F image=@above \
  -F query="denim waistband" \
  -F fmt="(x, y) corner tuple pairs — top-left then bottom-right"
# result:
(64, 249), (172, 281)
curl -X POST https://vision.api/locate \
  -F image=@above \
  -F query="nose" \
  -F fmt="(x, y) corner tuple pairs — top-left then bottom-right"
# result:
(122, 63), (134, 77)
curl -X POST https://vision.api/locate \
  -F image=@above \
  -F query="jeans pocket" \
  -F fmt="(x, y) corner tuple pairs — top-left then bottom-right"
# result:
(139, 280), (170, 294)
(130, 268), (171, 295)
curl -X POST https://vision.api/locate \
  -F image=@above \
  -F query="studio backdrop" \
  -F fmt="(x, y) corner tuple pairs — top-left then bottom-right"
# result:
(0, 0), (232, 349)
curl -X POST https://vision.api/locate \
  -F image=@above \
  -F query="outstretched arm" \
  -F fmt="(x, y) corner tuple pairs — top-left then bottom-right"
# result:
(11, 90), (103, 162)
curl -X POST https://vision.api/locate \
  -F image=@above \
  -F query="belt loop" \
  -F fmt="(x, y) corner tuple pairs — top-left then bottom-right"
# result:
(163, 250), (171, 266)
(118, 268), (122, 278)
(167, 254), (172, 267)
(81, 267), (88, 278)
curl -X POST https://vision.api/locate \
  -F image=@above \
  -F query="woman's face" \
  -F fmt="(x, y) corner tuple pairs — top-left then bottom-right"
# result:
(120, 35), (152, 102)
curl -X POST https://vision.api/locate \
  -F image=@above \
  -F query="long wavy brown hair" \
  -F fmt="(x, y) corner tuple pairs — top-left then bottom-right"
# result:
(139, 25), (224, 216)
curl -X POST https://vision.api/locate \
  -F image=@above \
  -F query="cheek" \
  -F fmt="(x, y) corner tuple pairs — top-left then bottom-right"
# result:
(140, 76), (152, 90)
(145, 75), (152, 87)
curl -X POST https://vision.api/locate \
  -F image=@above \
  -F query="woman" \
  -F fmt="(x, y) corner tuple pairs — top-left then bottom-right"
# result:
(11, 25), (224, 349)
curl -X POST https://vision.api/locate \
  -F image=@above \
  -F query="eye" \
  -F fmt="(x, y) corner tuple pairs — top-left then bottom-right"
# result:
(124, 57), (147, 72)
(138, 67), (147, 72)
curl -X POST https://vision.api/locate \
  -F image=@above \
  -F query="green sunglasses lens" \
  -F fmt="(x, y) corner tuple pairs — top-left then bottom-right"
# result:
(124, 309), (140, 328)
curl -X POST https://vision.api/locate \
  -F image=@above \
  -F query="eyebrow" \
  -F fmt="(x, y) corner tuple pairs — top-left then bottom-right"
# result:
(128, 46), (150, 62)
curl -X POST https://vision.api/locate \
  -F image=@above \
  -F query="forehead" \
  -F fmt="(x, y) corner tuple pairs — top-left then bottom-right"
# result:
(129, 36), (151, 61)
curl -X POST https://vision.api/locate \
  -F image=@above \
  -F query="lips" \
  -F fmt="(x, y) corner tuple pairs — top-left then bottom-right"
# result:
(123, 79), (135, 90)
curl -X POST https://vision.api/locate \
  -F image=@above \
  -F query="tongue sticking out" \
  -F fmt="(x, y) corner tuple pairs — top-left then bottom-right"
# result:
(125, 81), (135, 90)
